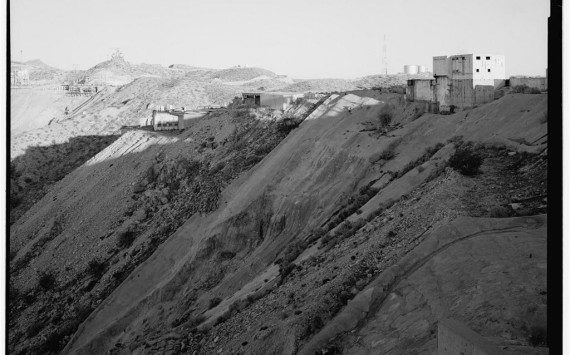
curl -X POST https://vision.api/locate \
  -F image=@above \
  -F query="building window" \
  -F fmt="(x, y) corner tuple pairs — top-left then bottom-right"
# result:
(476, 69), (480, 72)
(487, 69), (491, 72)
(476, 56), (481, 60)
(486, 56), (491, 60)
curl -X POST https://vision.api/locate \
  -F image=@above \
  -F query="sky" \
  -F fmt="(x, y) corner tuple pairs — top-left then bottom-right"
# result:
(10, 0), (550, 78)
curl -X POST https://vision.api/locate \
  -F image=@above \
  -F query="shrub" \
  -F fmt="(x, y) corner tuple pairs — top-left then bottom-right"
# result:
(448, 146), (483, 176)
(219, 250), (236, 260)
(528, 325), (547, 346)
(378, 149), (395, 161)
(26, 322), (44, 337)
(117, 229), (136, 248)
(39, 330), (66, 353)
(187, 314), (206, 329)
(378, 107), (393, 126)
(512, 85), (542, 94)
(489, 206), (512, 218)
(38, 271), (57, 290)
(87, 259), (107, 277)
(208, 297), (222, 309)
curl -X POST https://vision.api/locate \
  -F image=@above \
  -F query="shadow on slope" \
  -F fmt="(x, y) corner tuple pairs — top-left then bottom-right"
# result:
(8, 109), (297, 354)
(10, 135), (120, 226)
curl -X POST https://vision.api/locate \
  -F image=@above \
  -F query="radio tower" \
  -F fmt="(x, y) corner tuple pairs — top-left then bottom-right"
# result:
(381, 35), (388, 75)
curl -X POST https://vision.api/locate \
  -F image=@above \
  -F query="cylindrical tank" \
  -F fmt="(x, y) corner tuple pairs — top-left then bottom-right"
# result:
(418, 65), (427, 73)
(404, 65), (419, 75)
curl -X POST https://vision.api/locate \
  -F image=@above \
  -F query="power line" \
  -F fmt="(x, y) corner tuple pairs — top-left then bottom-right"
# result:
(381, 35), (388, 75)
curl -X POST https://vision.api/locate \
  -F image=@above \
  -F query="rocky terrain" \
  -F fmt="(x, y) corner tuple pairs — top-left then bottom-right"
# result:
(10, 56), (432, 159)
(9, 70), (548, 355)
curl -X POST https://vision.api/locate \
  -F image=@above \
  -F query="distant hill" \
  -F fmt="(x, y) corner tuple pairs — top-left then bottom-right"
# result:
(207, 67), (277, 82)
(11, 59), (64, 83)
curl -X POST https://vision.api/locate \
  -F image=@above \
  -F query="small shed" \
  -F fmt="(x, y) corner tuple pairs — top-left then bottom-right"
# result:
(242, 92), (304, 110)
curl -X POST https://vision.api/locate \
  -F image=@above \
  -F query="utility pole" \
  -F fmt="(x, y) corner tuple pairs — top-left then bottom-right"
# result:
(381, 35), (388, 75)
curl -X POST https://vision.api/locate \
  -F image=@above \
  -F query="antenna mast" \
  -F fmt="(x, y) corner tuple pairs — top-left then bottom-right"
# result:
(381, 35), (388, 75)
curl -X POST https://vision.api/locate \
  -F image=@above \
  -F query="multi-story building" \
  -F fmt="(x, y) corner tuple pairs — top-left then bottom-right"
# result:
(407, 54), (506, 112)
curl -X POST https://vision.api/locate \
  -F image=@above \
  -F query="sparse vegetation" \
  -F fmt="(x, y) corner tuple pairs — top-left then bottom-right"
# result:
(489, 205), (512, 218)
(512, 85), (542, 94)
(208, 297), (222, 309)
(87, 259), (107, 277)
(378, 149), (395, 161)
(38, 270), (57, 290)
(448, 144), (483, 176)
(9, 135), (119, 225)
(117, 229), (137, 248)
(378, 105), (394, 126)
(527, 325), (547, 347)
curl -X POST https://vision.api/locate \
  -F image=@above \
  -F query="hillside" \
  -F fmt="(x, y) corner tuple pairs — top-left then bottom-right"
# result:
(11, 59), (65, 83)
(9, 92), (548, 354)
(10, 55), (433, 159)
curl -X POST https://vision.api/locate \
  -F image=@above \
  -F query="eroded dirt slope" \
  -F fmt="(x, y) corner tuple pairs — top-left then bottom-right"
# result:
(9, 91), (548, 354)
(59, 93), (548, 354)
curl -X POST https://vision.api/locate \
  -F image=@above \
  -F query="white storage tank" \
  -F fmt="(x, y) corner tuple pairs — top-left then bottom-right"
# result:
(404, 65), (419, 75)
(418, 65), (427, 73)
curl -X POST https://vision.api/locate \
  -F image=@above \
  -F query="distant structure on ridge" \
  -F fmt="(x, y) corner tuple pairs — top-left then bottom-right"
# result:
(381, 35), (388, 75)
(403, 65), (427, 75)
(406, 53), (507, 113)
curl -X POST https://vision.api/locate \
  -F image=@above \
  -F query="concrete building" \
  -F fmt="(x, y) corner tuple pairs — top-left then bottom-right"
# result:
(152, 111), (183, 131)
(242, 92), (305, 110)
(11, 69), (29, 86)
(408, 54), (506, 112)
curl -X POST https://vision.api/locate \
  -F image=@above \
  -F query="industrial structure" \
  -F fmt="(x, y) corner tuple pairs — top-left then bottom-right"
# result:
(151, 109), (184, 131)
(10, 68), (29, 86)
(242, 92), (304, 110)
(403, 65), (428, 75)
(406, 54), (507, 112)
(146, 105), (212, 131)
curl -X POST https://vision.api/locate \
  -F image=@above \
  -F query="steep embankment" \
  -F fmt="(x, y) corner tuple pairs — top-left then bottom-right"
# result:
(9, 91), (547, 354)
(58, 93), (547, 354)
(8, 105), (299, 354)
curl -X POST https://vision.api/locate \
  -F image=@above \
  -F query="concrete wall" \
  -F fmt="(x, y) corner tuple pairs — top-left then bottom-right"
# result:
(434, 76), (451, 110)
(406, 80), (434, 102)
(433, 56), (449, 76)
(449, 79), (474, 108)
(438, 318), (506, 355)
(474, 85), (495, 106)
(450, 55), (473, 79)
(510, 76), (547, 91)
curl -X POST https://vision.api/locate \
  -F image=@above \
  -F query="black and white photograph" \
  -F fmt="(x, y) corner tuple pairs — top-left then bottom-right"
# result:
(6, 0), (561, 353)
